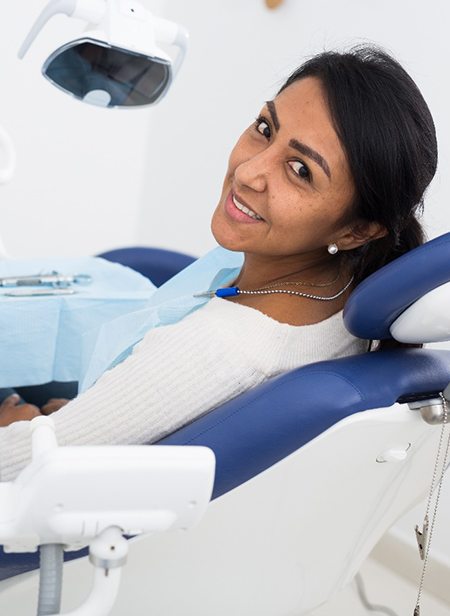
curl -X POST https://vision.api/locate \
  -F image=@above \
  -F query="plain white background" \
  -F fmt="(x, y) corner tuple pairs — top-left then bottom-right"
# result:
(1, 0), (450, 567)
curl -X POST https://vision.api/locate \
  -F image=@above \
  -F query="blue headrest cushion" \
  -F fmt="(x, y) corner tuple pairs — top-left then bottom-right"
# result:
(344, 233), (450, 339)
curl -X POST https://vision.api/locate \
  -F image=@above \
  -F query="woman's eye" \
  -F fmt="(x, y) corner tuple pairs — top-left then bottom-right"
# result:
(255, 118), (271, 139)
(288, 160), (311, 182)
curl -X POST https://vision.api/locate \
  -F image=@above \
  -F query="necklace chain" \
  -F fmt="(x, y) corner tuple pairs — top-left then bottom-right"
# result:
(238, 275), (354, 302)
(258, 269), (341, 290)
(414, 394), (450, 615)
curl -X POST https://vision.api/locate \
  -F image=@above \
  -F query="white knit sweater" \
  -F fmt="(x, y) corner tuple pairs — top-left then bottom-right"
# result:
(0, 298), (367, 481)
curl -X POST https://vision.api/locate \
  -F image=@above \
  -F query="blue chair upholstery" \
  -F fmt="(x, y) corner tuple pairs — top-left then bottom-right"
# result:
(160, 348), (450, 499)
(344, 232), (450, 339)
(98, 246), (196, 287)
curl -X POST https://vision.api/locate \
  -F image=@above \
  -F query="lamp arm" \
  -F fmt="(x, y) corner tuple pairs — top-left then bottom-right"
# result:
(18, 0), (106, 60)
(18, 0), (77, 59)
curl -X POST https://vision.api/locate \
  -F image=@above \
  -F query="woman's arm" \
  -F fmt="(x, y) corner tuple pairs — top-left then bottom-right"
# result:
(0, 304), (268, 481)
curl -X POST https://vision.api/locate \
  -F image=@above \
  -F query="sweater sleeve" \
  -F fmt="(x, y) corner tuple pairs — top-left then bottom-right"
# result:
(0, 297), (365, 481)
(0, 303), (267, 481)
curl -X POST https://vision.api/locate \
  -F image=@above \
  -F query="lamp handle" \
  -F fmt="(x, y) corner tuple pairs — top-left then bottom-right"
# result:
(153, 17), (189, 78)
(172, 24), (189, 78)
(18, 0), (106, 60)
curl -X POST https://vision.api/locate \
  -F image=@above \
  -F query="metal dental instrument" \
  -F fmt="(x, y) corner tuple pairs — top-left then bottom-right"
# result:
(4, 288), (77, 297)
(0, 272), (92, 288)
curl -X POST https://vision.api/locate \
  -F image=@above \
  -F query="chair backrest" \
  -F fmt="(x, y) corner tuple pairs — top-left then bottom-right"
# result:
(98, 246), (196, 287)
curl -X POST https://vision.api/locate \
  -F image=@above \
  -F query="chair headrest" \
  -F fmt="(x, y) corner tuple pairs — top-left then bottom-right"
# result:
(344, 233), (450, 340)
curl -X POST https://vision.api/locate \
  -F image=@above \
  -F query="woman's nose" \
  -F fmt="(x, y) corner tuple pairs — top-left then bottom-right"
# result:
(233, 152), (270, 193)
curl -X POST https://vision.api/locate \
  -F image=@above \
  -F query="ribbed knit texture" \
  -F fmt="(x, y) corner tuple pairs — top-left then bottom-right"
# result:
(0, 298), (367, 481)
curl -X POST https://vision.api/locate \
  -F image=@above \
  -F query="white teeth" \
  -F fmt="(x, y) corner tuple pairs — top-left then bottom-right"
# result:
(232, 195), (263, 220)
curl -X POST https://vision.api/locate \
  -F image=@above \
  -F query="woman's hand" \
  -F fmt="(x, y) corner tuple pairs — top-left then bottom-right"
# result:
(41, 398), (70, 415)
(0, 394), (41, 427)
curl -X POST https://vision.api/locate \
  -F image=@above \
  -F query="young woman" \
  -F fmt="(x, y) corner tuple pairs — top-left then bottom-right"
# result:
(0, 45), (438, 480)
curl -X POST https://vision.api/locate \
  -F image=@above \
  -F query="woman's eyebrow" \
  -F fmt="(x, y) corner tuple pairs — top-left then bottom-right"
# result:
(266, 100), (280, 131)
(265, 99), (331, 180)
(289, 139), (331, 179)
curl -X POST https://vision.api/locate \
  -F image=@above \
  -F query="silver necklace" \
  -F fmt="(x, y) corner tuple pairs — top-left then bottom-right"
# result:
(259, 269), (341, 289)
(414, 393), (450, 615)
(232, 275), (354, 302)
(195, 275), (354, 301)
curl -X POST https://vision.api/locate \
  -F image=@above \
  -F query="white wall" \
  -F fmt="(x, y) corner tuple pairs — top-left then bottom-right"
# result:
(1, 0), (450, 570)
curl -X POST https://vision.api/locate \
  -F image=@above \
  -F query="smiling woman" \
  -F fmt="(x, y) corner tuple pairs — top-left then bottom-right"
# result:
(211, 47), (436, 326)
(0, 45), (438, 479)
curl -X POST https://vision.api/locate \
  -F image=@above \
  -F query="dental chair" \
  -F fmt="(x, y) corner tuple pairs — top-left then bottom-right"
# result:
(1, 233), (450, 616)
(98, 246), (197, 288)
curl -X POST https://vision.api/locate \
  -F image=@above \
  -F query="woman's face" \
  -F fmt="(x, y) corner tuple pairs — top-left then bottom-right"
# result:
(211, 77), (356, 260)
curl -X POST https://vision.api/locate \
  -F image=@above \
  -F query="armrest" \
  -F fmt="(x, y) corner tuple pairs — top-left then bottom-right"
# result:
(159, 349), (450, 498)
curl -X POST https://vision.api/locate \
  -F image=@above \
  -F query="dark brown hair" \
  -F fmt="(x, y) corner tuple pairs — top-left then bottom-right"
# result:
(278, 46), (438, 287)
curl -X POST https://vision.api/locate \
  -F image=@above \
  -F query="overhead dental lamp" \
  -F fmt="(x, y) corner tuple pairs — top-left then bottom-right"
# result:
(18, 0), (189, 108)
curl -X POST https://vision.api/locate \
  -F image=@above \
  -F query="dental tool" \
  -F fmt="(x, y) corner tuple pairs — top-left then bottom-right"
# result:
(0, 272), (92, 287)
(18, 0), (189, 108)
(4, 288), (76, 297)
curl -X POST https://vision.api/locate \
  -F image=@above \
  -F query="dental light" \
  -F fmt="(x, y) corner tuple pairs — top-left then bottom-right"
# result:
(18, 0), (188, 108)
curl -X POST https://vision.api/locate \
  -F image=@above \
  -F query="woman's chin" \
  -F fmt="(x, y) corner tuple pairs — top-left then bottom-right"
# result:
(211, 210), (244, 252)
(211, 225), (241, 252)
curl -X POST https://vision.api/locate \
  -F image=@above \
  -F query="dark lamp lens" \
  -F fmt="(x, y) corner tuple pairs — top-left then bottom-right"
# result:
(43, 40), (171, 107)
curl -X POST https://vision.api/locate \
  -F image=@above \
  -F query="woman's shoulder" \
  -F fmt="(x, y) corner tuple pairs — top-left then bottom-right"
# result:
(193, 297), (367, 372)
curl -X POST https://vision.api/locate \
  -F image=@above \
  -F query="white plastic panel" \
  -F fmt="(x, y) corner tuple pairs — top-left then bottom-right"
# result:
(390, 281), (450, 343)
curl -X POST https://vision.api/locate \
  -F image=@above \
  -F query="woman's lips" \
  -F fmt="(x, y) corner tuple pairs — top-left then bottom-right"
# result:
(224, 191), (264, 224)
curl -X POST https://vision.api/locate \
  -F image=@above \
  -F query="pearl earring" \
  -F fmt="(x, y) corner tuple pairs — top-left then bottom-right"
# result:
(328, 243), (338, 255)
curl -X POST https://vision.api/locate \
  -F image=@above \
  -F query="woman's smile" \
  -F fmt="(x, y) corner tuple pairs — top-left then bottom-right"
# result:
(224, 191), (265, 224)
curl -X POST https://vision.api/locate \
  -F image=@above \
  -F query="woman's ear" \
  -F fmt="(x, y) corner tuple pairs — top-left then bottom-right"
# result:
(337, 220), (388, 251)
